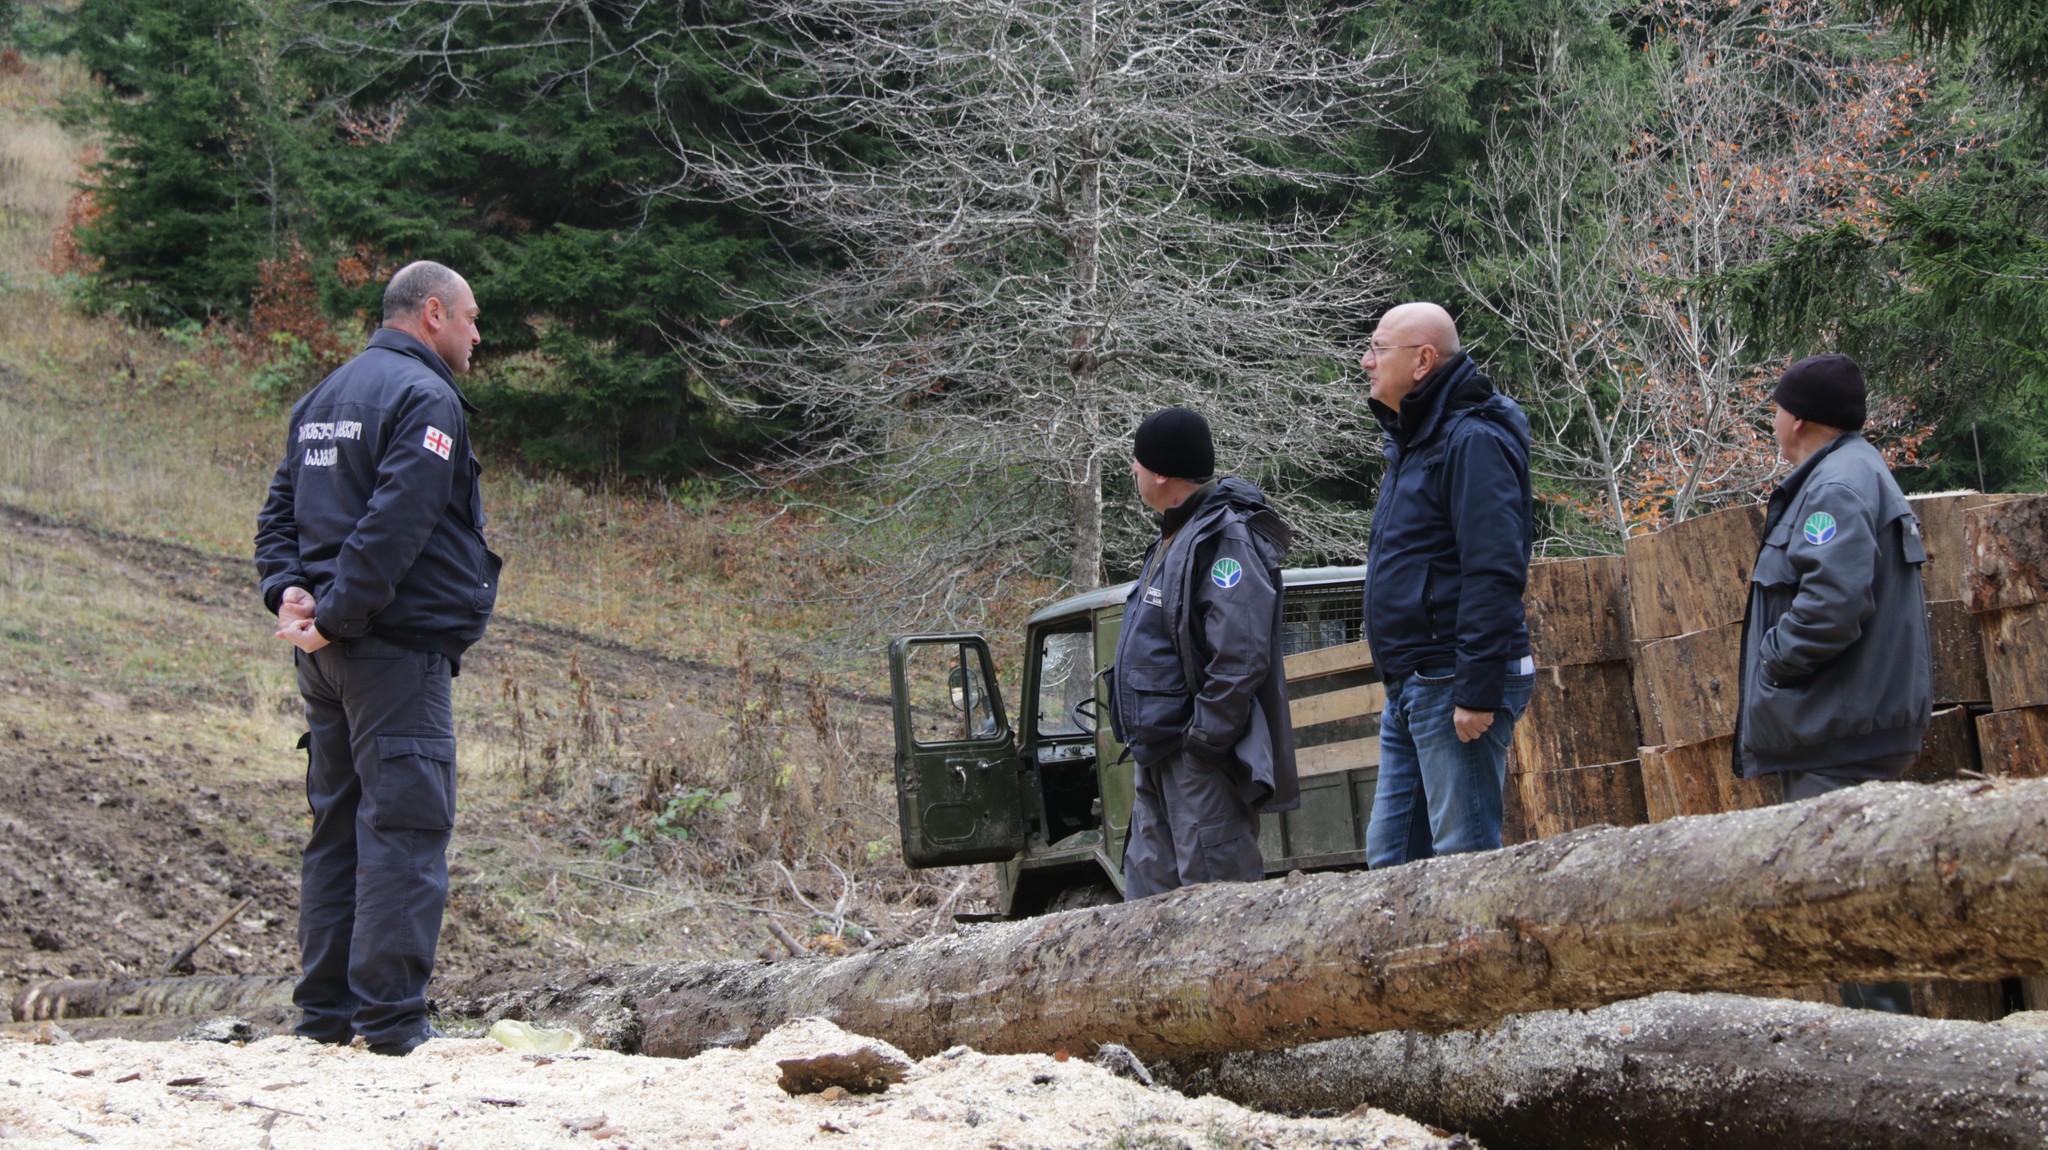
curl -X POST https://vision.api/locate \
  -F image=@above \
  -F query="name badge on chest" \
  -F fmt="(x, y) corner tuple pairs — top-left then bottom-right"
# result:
(1143, 585), (1164, 607)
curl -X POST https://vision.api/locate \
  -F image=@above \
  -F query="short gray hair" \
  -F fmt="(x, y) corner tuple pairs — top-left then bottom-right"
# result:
(381, 261), (465, 321)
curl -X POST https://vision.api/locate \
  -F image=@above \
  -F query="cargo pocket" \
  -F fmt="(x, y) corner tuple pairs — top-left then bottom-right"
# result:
(1194, 816), (1263, 883)
(370, 735), (457, 831)
(1122, 663), (1193, 744)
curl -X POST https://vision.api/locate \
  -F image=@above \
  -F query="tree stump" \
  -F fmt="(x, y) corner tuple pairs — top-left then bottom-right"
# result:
(1634, 624), (1742, 746)
(1623, 504), (1763, 642)
(1525, 556), (1630, 665)
(1640, 736), (1782, 820)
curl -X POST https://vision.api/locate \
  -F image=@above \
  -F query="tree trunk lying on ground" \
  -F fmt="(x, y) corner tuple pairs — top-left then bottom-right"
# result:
(1160, 993), (2048, 1150)
(434, 778), (2048, 1062)
(10, 975), (293, 1023)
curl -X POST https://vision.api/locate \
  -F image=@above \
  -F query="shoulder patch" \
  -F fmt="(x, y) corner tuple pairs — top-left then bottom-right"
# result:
(1210, 558), (1242, 589)
(1803, 511), (1837, 545)
(423, 426), (454, 460)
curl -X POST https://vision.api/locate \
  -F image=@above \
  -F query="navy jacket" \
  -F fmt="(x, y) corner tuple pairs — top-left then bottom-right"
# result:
(1735, 433), (1931, 777)
(1363, 353), (1533, 710)
(254, 329), (502, 665)
(1110, 478), (1300, 813)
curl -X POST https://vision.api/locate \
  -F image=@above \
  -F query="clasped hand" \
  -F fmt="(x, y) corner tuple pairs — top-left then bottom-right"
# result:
(275, 586), (330, 654)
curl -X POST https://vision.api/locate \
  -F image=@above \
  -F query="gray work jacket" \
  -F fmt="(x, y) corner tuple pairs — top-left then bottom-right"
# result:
(1109, 478), (1300, 813)
(1735, 433), (1932, 777)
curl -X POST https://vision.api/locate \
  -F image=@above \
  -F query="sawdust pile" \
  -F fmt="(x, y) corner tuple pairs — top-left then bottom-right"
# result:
(0, 1017), (1463, 1149)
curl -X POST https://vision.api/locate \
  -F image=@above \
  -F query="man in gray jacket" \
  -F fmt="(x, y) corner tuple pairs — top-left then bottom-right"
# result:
(1110, 408), (1299, 898)
(1736, 352), (1931, 1012)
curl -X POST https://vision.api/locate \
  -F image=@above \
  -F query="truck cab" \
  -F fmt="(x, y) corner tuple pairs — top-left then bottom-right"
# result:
(887, 566), (1381, 917)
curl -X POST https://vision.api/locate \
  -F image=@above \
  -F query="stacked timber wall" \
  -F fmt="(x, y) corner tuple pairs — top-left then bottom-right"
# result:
(1502, 491), (2047, 1019)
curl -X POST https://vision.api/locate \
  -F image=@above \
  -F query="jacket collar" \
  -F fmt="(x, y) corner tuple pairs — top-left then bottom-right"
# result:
(368, 327), (478, 413)
(1370, 352), (1485, 446)
(1764, 431), (1859, 536)
(1153, 480), (1217, 539)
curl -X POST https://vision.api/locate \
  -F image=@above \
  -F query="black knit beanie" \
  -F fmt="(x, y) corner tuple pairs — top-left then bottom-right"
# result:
(1133, 408), (1215, 480)
(1774, 354), (1867, 430)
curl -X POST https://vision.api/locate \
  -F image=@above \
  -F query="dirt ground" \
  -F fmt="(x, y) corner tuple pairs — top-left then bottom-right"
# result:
(0, 499), (974, 1024)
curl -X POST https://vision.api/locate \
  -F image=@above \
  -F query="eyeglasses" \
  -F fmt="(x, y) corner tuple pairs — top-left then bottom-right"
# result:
(1362, 343), (1429, 358)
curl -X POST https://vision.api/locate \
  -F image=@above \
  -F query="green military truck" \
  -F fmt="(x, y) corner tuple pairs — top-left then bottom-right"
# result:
(887, 566), (1383, 917)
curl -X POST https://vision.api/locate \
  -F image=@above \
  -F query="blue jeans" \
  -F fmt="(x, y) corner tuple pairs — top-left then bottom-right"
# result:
(1366, 665), (1534, 868)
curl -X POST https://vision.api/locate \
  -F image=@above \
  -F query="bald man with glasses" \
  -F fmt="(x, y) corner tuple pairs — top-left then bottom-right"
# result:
(1358, 303), (1536, 868)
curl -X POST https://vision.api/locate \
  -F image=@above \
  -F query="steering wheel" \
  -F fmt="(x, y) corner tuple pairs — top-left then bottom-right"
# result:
(1071, 695), (1100, 736)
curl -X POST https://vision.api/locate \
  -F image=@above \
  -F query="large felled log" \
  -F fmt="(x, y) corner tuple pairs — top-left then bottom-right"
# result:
(1524, 556), (1629, 665)
(1510, 662), (1640, 776)
(1912, 491), (2010, 602)
(1639, 737), (1782, 819)
(1624, 504), (1763, 641)
(1966, 494), (2048, 612)
(1633, 624), (1742, 745)
(441, 779), (2048, 1062)
(1516, 759), (1646, 838)
(11, 975), (293, 1022)
(1164, 992), (2048, 1150)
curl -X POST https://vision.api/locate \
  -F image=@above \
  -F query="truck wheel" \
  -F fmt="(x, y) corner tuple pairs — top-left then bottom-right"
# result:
(1044, 880), (1121, 912)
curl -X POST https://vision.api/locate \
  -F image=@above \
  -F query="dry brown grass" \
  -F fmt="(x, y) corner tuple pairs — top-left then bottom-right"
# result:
(0, 51), (994, 972)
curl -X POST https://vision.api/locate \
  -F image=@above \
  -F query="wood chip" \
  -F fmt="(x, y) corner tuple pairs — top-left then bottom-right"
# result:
(167, 1077), (208, 1087)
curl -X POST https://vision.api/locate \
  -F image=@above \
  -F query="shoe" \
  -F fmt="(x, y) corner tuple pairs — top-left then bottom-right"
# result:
(292, 1027), (355, 1046)
(366, 1023), (444, 1057)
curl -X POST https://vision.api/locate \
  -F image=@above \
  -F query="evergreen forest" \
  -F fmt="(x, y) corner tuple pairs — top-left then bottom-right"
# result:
(22, 0), (2048, 618)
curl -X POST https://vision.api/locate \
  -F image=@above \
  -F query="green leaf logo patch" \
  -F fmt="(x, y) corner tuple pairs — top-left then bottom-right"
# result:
(1803, 512), (1837, 545)
(1210, 558), (1243, 589)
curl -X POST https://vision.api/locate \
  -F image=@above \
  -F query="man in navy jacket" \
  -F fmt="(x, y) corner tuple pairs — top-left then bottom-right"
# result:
(254, 261), (498, 1056)
(1360, 303), (1535, 868)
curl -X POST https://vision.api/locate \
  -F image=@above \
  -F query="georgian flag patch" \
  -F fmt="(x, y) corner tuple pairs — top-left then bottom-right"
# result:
(423, 426), (454, 460)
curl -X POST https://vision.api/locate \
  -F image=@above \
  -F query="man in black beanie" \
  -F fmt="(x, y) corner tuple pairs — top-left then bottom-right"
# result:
(1108, 407), (1299, 898)
(1737, 352), (1930, 1014)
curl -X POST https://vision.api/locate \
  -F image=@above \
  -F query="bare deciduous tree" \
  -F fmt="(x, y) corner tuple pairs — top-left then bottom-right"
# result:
(1457, 0), (1945, 546)
(666, 0), (1405, 625)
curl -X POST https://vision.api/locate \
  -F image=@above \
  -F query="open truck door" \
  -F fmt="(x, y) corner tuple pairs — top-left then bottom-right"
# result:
(887, 635), (1031, 867)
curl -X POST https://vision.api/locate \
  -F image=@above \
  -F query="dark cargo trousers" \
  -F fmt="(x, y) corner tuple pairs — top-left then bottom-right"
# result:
(1123, 748), (1265, 900)
(293, 636), (458, 1046)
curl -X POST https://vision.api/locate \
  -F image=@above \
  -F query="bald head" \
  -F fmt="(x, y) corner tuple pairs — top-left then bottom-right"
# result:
(1363, 302), (1461, 410)
(1383, 303), (1459, 357)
